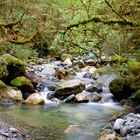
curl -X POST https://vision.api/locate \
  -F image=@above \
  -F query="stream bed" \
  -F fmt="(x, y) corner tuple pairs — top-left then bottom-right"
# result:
(0, 103), (124, 140)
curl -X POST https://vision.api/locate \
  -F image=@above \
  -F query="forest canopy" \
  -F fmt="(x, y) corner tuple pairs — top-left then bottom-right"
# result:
(0, 0), (139, 61)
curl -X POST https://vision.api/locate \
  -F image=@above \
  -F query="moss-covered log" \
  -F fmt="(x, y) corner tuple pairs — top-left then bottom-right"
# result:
(64, 16), (140, 34)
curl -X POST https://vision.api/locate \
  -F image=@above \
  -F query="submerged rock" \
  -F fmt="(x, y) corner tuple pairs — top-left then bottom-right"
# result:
(55, 79), (84, 96)
(24, 93), (44, 105)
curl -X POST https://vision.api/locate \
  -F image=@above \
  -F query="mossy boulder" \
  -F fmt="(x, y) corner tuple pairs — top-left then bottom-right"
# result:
(10, 76), (35, 94)
(128, 60), (140, 76)
(0, 80), (22, 104)
(55, 80), (84, 96)
(3, 54), (26, 80)
(0, 57), (8, 79)
(109, 78), (132, 101)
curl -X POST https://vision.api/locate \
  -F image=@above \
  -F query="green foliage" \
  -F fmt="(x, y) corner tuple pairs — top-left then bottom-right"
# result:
(128, 60), (140, 76)
(0, 0), (139, 61)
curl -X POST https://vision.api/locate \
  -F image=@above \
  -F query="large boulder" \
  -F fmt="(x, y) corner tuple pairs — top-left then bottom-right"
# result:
(55, 80), (84, 96)
(110, 77), (140, 101)
(109, 78), (133, 101)
(0, 80), (22, 104)
(24, 93), (44, 105)
(3, 54), (26, 80)
(10, 76), (35, 94)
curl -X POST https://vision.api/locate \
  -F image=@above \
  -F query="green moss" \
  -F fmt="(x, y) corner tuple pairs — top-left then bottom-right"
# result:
(0, 80), (8, 88)
(109, 77), (132, 101)
(2, 54), (27, 80)
(11, 76), (33, 87)
(128, 60), (140, 76)
(111, 54), (126, 63)
(135, 89), (140, 99)
(10, 76), (34, 93)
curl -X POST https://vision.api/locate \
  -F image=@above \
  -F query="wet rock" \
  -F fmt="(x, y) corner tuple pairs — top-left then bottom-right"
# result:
(6, 89), (23, 101)
(113, 118), (124, 131)
(120, 126), (133, 136)
(91, 92), (102, 102)
(85, 84), (95, 92)
(63, 58), (72, 66)
(101, 93), (114, 103)
(40, 64), (56, 76)
(95, 83), (103, 93)
(63, 94), (75, 103)
(83, 72), (93, 79)
(75, 92), (89, 102)
(10, 76), (35, 93)
(55, 79), (84, 96)
(85, 83), (102, 93)
(51, 98), (62, 104)
(24, 93), (44, 105)
(0, 80), (22, 104)
(75, 91), (101, 102)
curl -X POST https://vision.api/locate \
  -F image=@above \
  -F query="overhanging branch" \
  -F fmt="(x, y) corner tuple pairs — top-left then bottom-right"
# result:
(64, 16), (139, 34)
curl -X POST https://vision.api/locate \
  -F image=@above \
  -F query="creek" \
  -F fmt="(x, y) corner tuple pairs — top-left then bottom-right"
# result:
(0, 59), (125, 140)
(0, 103), (123, 140)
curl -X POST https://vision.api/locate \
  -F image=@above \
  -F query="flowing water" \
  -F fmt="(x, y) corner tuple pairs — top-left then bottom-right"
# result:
(0, 103), (124, 140)
(0, 62), (123, 139)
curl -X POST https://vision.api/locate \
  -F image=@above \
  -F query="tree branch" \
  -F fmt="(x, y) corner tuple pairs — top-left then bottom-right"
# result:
(10, 32), (37, 44)
(63, 16), (139, 34)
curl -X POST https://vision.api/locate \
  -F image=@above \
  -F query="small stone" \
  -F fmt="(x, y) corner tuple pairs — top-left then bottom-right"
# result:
(113, 118), (124, 131)
(120, 126), (133, 136)
(9, 127), (19, 133)
(51, 98), (62, 104)
(63, 58), (72, 65)
(83, 72), (93, 79)
(85, 84), (95, 92)
(63, 94), (75, 103)
(95, 83), (103, 93)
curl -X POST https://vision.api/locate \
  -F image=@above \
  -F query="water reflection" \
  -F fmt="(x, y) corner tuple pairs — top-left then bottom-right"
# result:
(0, 103), (123, 140)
